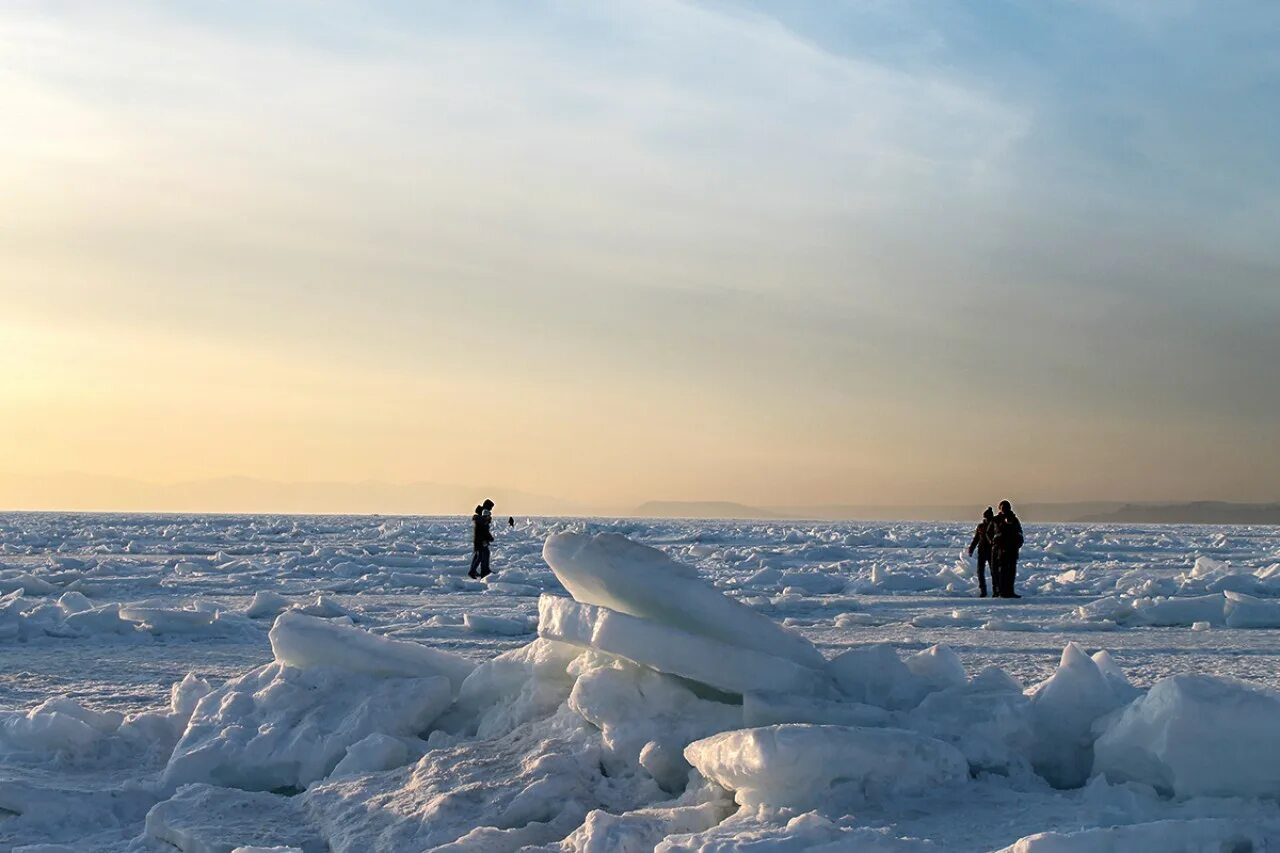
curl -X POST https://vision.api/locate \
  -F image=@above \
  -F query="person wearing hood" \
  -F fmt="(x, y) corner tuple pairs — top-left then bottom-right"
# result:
(967, 506), (996, 597)
(990, 500), (1024, 598)
(469, 498), (495, 579)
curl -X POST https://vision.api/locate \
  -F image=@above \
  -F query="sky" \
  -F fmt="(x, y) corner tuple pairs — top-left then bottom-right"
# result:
(2, 0), (1278, 512)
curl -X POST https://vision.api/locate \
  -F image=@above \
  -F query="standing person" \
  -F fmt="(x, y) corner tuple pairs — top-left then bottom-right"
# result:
(990, 500), (1024, 598)
(508, 516), (515, 528)
(469, 499), (495, 579)
(967, 507), (996, 597)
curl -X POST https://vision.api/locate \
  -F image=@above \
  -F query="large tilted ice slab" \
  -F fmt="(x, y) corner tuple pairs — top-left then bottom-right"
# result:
(1093, 674), (1280, 799)
(269, 610), (474, 693)
(684, 724), (968, 809)
(543, 532), (825, 670)
(538, 595), (827, 697)
(165, 614), (460, 791)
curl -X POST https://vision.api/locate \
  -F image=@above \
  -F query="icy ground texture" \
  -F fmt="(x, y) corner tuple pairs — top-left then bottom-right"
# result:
(2, 516), (1280, 850)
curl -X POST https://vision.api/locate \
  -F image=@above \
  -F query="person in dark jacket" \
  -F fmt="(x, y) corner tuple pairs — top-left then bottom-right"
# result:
(469, 498), (495, 579)
(968, 507), (996, 597)
(990, 499), (1024, 598)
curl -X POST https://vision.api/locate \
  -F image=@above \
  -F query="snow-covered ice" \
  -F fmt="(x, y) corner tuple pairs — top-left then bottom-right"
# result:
(1093, 674), (1280, 799)
(3, 512), (1280, 851)
(684, 724), (970, 808)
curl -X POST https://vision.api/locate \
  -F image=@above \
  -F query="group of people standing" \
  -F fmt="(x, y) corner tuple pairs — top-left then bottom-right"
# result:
(967, 500), (1024, 598)
(468, 499), (1023, 598)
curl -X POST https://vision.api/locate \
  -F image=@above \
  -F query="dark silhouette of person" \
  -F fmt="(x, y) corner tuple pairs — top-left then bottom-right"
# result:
(469, 499), (495, 579)
(990, 499), (1024, 598)
(968, 507), (996, 597)
(508, 516), (515, 528)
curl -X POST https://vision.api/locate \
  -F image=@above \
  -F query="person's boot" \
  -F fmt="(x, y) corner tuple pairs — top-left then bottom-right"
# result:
(468, 570), (478, 579)
(979, 584), (988, 598)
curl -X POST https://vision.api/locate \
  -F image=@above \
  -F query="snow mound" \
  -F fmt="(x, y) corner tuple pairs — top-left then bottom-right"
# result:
(329, 733), (411, 780)
(289, 593), (354, 620)
(305, 704), (613, 853)
(118, 603), (217, 634)
(904, 644), (967, 691)
(997, 818), (1280, 852)
(543, 532), (824, 670)
(538, 594), (827, 697)
(0, 573), (58, 595)
(684, 724), (968, 809)
(245, 591), (289, 619)
(464, 612), (535, 636)
(1224, 590), (1280, 628)
(1026, 643), (1133, 789)
(165, 615), (459, 791)
(1132, 593), (1226, 627)
(827, 644), (932, 710)
(867, 562), (947, 592)
(145, 783), (325, 853)
(569, 658), (742, 793)
(561, 800), (728, 853)
(906, 675), (1035, 774)
(56, 602), (137, 637)
(1093, 674), (1280, 799)
(448, 638), (583, 739)
(0, 697), (123, 755)
(164, 660), (452, 792)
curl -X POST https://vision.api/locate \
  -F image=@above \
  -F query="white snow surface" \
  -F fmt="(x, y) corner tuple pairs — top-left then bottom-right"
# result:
(3, 513), (1280, 851)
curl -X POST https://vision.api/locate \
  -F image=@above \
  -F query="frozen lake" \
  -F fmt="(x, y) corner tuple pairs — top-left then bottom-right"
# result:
(3, 513), (1280, 850)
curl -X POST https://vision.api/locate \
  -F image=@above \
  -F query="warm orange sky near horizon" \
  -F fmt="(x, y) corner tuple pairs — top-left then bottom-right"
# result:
(3, 2), (1278, 512)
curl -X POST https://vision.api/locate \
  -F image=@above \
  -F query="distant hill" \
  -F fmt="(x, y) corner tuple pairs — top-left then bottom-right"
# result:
(6, 474), (1276, 525)
(631, 501), (1280, 524)
(633, 501), (1128, 522)
(767, 502), (1126, 523)
(1078, 502), (1280, 525)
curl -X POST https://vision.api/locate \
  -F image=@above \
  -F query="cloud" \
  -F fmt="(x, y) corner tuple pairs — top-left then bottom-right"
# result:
(1, 0), (1277, 505)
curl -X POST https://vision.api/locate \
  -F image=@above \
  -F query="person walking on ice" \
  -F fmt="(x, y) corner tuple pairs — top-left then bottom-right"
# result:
(968, 506), (996, 597)
(469, 498), (495, 579)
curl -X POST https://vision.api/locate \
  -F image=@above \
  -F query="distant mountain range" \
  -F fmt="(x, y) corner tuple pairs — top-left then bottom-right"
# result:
(3, 473), (1277, 524)
(633, 500), (1280, 525)
(1076, 501), (1280, 525)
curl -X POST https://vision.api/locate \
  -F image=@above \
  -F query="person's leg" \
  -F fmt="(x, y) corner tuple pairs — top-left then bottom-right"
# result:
(990, 549), (1004, 597)
(1005, 549), (1020, 597)
(469, 549), (481, 579)
(479, 545), (491, 578)
(976, 554), (988, 597)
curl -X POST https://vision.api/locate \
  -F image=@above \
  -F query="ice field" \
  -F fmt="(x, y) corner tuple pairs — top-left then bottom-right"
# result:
(4, 513), (1280, 851)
